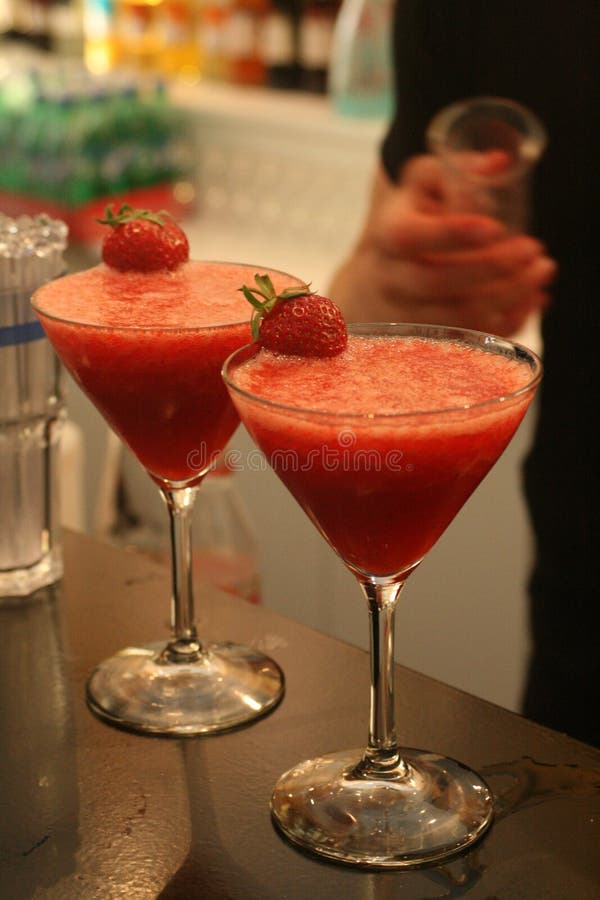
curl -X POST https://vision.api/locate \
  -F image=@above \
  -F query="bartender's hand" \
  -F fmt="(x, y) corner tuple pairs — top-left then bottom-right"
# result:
(329, 155), (556, 336)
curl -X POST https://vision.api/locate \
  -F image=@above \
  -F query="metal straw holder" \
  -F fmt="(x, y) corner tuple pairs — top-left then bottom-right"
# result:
(0, 214), (68, 597)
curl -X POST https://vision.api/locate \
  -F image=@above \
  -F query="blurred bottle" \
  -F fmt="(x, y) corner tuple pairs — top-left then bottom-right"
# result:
(48, 0), (85, 58)
(83, 0), (118, 73)
(137, 77), (192, 183)
(5, 0), (52, 49)
(115, 0), (163, 70)
(38, 88), (97, 204)
(158, 0), (201, 78)
(0, 75), (18, 191)
(0, 0), (10, 35)
(8, 82), (45, 197)
(0, 61), (191, 205)
(262, 0), (299, 89)
(328, 0), (392, 117)
(198, 0), (231, 80)
(226, 0), (268, 86)
(192, 459), (261, 605)
(78, 84), (112, 194)
(297, 0), (338, 94)
(95, 76), (139, 192)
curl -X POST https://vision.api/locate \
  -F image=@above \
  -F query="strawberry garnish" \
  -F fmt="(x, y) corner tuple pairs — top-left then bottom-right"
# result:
(97, 204), (189, 272)
(240, 274), (348, 358)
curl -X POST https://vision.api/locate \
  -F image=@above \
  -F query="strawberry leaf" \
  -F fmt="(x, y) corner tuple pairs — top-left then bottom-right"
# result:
(251, 311), (262, 341)
(253, 273), (277, 300)
(280, 284), (312, 299)
(240, 285), (268, 311)
(97, 204), (167, 228)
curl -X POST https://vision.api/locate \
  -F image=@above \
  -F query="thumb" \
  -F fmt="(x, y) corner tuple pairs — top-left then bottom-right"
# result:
(400, 155), (447, 210)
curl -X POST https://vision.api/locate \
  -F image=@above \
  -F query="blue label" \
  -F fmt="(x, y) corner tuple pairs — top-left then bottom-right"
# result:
(0, 320), (46, 347)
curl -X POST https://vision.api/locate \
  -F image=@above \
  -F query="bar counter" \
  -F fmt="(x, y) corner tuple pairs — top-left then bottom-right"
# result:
(1, 531), (598, 899)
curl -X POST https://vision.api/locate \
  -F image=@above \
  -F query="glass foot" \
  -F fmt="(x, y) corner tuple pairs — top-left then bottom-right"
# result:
(0, 546), (63, 599)
(86, 640), (284, 736)
(271, 748), (493, 868)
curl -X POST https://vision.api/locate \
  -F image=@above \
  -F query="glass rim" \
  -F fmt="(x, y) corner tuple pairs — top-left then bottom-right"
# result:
(222, 322), (543, 421)
(426, 95), (548, 184)
(30, 260), (300, 333)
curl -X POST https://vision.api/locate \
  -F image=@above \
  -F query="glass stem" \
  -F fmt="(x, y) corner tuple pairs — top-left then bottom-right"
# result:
(160, 486), (202, 663)
(357, 579), (407, 778)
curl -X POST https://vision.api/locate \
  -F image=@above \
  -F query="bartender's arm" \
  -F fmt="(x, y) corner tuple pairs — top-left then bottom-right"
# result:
(329, 156), (556, 337)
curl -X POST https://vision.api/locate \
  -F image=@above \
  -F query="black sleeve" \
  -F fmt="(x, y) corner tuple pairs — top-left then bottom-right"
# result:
(381, 1), (481, 181)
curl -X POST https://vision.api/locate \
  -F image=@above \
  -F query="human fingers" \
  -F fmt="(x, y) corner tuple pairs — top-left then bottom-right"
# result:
(422, 237), (555, 293)
(401, 151), (513, 217)
(455, 258), (555, 336)
(451, 149), (512, 177)
(498, 289), (551, 336)
(378, 207), (506, 257)
(371, 251), (553, 334)
(446, 289), (549, 337)
(399, 154), (446, 194)
(474, 255), (557, 310)
(393, 242), (554, 303)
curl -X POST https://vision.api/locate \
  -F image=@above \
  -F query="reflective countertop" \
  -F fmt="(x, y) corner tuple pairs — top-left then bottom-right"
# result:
(1, 531), (598, 899)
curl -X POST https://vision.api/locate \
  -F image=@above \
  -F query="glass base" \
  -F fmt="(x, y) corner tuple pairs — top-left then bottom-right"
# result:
(86, 640), (284, 736)
(271, 748), (494, 868)
(0, 547), (63, 599)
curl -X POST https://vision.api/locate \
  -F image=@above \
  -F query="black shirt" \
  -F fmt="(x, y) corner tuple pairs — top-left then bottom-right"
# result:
(381, 1), (598, 743)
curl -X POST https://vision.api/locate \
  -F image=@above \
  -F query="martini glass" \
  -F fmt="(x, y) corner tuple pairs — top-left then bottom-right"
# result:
(223, 322), (542, 867)
(32, 261), (298, 737)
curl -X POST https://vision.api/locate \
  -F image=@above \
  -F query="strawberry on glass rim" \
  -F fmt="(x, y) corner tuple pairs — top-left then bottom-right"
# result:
(98, 204), (190, 272)
(32, 248), (295, 737)
(240, 273), (348, 358)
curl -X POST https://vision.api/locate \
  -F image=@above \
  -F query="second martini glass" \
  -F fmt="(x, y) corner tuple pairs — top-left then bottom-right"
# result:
(33, 260), (298, 736)
(224, 322), (542, 867)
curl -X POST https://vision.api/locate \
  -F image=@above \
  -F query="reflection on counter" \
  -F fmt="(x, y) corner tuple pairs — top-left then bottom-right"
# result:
(0, 584), (80, 896)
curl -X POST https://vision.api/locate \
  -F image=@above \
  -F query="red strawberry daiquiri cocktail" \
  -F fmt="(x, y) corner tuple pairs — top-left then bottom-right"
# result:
(224, 321), (542, 867)
(33, 257), (300, 736)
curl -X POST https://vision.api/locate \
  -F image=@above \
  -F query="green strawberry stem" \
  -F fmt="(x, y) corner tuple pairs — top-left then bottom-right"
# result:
(240, 273), (311, 340)
(97, 204), (171, 228)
